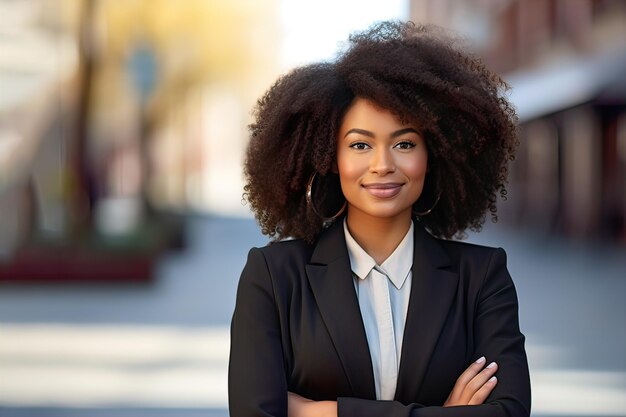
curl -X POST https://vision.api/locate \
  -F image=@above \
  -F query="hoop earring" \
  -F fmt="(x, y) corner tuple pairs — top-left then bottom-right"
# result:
(413, 192), (441, 217)
(306, 172), (347, 221)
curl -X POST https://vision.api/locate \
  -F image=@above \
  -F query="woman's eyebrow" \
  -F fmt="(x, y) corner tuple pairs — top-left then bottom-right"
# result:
(390, 127), (420, 138)
(344, 128), (374, 138)
(344, 127), (420, 138)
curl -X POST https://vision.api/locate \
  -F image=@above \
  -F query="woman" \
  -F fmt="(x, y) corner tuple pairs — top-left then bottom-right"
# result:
(229, 21), (531, 417)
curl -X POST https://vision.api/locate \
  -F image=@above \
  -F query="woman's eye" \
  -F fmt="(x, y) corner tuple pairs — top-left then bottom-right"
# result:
(394, 141), (416, 150)
(350, 142), (370, 150)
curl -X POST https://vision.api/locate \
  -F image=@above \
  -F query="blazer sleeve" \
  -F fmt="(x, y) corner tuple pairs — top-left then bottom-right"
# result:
(337, 248), (531, 417)
(229, 247), (288, 417)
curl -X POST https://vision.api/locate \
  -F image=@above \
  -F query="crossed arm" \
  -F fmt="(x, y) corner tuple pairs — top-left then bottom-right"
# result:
(288, 356), (500, 417)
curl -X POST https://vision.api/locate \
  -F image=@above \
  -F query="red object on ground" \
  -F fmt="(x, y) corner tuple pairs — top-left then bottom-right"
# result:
(0, 247), (155, 282)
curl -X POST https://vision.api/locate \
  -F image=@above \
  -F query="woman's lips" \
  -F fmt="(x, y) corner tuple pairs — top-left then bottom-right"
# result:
(362, 183), (403, 198)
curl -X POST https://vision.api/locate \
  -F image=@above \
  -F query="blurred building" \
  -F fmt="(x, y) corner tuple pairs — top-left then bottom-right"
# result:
(411, 0), (626, 243)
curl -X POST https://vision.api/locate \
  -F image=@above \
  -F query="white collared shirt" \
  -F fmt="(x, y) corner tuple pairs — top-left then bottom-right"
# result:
(343, 219), (414, 401)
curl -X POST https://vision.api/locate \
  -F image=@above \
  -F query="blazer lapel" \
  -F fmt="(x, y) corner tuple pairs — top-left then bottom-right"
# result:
(394, 223), (458, 402)
(305, 221), (376, 399)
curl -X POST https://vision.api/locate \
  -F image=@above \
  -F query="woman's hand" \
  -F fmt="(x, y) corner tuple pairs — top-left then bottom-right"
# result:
(443, 356), (498, 407)
(288, 392), (337, 417)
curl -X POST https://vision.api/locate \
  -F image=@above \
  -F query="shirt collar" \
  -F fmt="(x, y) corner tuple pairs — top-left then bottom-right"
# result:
(343, 219), (414, 290)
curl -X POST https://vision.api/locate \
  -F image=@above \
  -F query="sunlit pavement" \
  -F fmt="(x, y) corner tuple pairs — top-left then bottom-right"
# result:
(0, 215), (625, 417)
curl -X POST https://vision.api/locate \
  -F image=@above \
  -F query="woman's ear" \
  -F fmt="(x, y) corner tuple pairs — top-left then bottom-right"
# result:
(331, 162), (339, 174)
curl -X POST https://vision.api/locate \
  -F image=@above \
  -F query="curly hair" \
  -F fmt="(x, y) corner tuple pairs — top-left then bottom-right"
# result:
(244, 21), (518, 243)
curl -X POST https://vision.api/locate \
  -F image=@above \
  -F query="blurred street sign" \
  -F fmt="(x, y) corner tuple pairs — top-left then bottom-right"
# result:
(128, 43), (158, 103)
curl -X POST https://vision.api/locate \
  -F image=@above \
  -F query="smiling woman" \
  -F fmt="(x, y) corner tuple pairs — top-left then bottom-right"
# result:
(337, 98), (429, 260)
(230, 21), (530, 417)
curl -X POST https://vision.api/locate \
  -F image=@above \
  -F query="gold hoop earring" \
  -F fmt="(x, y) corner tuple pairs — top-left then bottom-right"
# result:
(306, 172), (346, 221)
(413, 192), (441, 217)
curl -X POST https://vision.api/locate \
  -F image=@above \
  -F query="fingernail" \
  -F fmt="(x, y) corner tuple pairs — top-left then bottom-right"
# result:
(489, 376), (497, 383)
(487, 362), (497, 369)
(475, 356), (486, 364)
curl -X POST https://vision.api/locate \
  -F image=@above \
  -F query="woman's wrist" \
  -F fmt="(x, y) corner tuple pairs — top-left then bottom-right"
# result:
(288, 392), (337, 417)
(314, 400), (337, 417)
(302, 400), (337, 417)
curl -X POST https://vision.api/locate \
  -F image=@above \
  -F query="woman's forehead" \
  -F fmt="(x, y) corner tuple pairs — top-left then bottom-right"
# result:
(340, 98), (420, 131)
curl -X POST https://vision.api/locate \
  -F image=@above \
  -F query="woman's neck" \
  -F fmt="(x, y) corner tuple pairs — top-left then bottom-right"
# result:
(345, 208), (413, 265)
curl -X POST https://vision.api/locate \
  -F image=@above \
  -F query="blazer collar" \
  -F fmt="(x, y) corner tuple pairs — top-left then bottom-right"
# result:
(306, 220), (376, 399)
(394, 222), (458, 402)
(305, 219), (458, 401)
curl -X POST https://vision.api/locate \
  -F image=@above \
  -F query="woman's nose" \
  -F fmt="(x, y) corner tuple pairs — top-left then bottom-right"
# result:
(369, 148), (395, 175)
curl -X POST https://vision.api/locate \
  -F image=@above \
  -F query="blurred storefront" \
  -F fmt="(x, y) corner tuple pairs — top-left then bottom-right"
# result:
(0, 0), (280, 281)
(411, 0), (626, 244)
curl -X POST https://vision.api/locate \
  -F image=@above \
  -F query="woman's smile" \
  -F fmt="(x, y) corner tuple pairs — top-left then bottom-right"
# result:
(362, 182), (404, 198)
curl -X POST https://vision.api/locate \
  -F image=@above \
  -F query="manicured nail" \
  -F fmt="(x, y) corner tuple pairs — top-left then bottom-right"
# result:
(475, 356), (486, 364)
(489, 376), (497, 383)
(487, 362), (497, 369)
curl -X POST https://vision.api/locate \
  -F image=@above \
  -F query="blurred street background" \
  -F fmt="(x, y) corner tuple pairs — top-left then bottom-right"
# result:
(0, 0), (625, 416)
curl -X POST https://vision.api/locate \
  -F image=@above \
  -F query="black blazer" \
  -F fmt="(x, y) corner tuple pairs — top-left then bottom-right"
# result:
(228, 220), (531, 417)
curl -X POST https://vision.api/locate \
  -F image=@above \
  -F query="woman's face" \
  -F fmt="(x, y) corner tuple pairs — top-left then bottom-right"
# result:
(336, 98), (428, 222)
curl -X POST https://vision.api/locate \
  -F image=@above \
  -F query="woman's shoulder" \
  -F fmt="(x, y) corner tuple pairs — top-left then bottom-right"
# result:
(426, 233), (514, 298)
(438, 236), (504, 253)
(426, 230), (508, 266)
(248, 237), (315, 270)
(254, 237), (313, 255)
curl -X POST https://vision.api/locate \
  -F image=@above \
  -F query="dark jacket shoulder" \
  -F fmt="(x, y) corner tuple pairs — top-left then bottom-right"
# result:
(433, 234), (505, 262)
(255, 237), (314, 264)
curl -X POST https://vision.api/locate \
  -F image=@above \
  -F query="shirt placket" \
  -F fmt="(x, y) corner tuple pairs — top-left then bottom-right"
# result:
(371, 267), (398, 400)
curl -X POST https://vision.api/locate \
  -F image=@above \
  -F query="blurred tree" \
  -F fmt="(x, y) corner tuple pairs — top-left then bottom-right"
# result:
(49, 0), (278, 235)
(96, 0), (276, 130)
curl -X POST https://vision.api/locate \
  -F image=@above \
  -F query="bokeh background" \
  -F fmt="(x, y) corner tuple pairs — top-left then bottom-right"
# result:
(0, 0), (625, 416)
